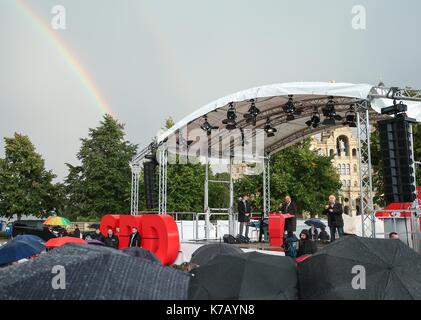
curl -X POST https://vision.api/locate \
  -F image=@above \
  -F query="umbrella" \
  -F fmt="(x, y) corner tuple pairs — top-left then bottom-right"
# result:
(122, 247), (161, 264)
(0, 240), (46, 266)
(13, 235), (45, 243)
(298, 236), (421, 300)
(0, 243), (190, 300)
(304, 218), (326, 228)
(189, 251), (298, 300)
(45, 236), (87, 248)
(88, 223), (100, 229)
(190, 243), (243, 266)
(86, 239), (105, 246)
(43, 216), (71, 226)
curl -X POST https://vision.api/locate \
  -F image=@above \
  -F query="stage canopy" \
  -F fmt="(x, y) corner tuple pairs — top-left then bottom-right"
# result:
(156, 82), (421, 160)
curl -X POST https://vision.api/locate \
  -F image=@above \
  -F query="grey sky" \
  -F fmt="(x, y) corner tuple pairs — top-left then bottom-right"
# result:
(1, 0), (421, 181)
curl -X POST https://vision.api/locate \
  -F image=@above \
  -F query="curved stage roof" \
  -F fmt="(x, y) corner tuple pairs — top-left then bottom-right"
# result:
(157, 82), (421, 157)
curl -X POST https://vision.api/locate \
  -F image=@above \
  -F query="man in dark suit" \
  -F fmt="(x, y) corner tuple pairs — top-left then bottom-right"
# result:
(129, 227), (141, 247)
(238, 194), (251, 238)
(323, 195), (344, 242)
(279, 195), (298, 236)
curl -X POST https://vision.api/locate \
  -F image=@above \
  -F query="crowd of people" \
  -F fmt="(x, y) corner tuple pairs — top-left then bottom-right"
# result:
(45, 224), (142, 250)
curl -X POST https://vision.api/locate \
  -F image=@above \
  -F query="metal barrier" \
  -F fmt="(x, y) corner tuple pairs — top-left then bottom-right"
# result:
(138, 211), (262, 242)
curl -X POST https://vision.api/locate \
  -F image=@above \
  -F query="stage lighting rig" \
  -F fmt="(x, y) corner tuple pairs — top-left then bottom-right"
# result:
(200, 115), (219, 136)
(222, 102), (237, 130)
(264, 118), (277, 137)
(244, 99), (260, 126)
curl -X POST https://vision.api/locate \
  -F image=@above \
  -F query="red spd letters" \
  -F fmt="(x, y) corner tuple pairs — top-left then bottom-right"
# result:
(100, 214), (180, 265)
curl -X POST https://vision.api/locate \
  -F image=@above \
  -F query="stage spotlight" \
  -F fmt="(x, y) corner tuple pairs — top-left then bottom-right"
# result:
(283, 95), (296, 114)
(200, 115), (219, 136)
(343, 106), (357, 127)
(222, 102), (237, 130)
(282, 95), (302, 121)
(264, 118), (277, 137)
(305, 109), (321, 128)
(322, 96), (342, 125)
(381, 101), (408, 116)
(244, 99), (260, 126)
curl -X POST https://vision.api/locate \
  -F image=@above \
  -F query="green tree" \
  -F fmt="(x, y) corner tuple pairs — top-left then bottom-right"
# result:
(64, 115), (137, 219)
(0, 133), (57, 220)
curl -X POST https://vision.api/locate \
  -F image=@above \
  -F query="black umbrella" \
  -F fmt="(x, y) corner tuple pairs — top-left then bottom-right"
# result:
(122, 247), (161, 264)
(304, 218), (326, 228)
(0, 243), (190, 300)
(298, 236), (421, 300)
(88, 223), (100, 229)
(190, 243), (243, 266)
(189, 251), (298, 300)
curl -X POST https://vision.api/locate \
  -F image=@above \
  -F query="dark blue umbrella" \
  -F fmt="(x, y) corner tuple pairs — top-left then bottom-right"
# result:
(304, 218), (326, 228)
(0, 240), (45, 266)
(87, 239), (105, 246)
(13, 235), (44, 243)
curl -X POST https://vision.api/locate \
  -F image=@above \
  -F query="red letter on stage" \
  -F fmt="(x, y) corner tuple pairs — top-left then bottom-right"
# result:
(100, 214), (180, 265)
(141, 214), (180, 265)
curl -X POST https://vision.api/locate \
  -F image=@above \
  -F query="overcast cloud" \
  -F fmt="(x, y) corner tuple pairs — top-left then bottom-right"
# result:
(1, 0), (421, 180)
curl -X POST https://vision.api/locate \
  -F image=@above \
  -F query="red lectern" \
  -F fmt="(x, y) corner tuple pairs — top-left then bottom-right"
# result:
(268, 213), (295, 246)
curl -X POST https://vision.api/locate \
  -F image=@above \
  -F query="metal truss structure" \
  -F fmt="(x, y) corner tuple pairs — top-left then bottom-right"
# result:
(130, 143), (155, 215)
(262, 154), (271, 217)
(158, 144), (168, 214)
(129, 85), (421, 240)
(355, 100), (376, 238)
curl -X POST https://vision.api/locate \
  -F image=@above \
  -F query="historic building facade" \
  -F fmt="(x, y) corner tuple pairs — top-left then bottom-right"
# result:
(310, 127), (361, 216)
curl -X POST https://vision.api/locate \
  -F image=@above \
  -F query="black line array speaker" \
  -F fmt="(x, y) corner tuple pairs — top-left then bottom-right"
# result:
(143, 161), (158, 209)
(378, 116), (416, 204)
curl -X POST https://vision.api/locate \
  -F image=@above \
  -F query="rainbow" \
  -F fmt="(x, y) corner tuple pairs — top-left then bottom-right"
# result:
(15, 0), (114, 117)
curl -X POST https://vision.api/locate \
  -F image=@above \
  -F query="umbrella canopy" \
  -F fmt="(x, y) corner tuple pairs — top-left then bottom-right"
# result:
(189, 251), (298, 300)
(13, 235), (45, 243)
(86, 239), (105, 246)
(304, 218), (326, 228)
(43, 216), (71, 226)
(45, 236), (87, 248)
(88, 223), (100, 229)
(0, 243), (190, 300)
(190, 243), (243, 266)
(0, 240), (46, 266)
(122, 247), (161, 264)
(298, 236), (421, 300)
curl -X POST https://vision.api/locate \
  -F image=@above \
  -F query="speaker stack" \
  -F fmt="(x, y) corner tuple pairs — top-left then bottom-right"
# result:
(143, 160), (158, 209)
(378, 106), (417, 204)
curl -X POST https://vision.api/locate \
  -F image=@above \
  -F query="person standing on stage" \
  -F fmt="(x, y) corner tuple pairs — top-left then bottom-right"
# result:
(323, 195), (344, 242)
(238, 193), (251, 238)
(129, 227), (141, 247)
(279, 195), (298, 236)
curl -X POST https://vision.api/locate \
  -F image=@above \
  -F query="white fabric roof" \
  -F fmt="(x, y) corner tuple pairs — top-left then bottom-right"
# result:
(157, 82), (420, 157)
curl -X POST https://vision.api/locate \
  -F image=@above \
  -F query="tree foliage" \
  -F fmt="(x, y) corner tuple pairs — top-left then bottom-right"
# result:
(63, 115), (137, 219)
(0, 133), (57, 219)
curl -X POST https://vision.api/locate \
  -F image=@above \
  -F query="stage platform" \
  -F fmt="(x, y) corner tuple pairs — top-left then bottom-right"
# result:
(174, 240), (285, 264)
